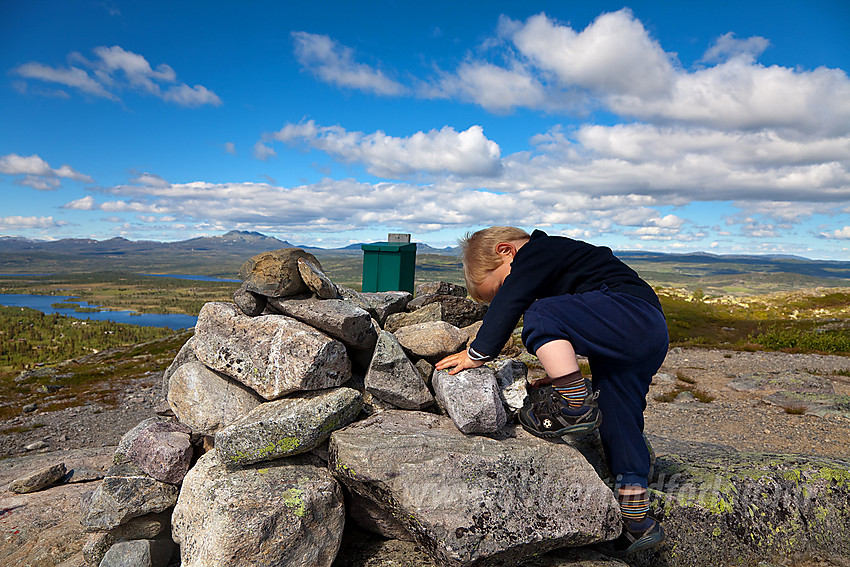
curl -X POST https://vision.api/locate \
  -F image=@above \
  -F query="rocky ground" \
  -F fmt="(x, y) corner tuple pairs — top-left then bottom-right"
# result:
(1, 346), (849, 566)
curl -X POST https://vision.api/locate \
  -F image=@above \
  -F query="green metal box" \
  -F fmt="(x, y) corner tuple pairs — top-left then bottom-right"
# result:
(361, 241), (417, 293)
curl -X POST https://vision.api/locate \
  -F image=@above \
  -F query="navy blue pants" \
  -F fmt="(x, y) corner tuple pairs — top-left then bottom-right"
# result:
(521, 288), (668, 488)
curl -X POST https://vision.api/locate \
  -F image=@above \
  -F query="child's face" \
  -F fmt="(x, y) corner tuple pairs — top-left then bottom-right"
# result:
(477, 256), (513, 302)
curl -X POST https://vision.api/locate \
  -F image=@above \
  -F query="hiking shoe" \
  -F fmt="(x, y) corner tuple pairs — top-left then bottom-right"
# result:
(607, 515), (665, 557)
(517, 385), (601, 438)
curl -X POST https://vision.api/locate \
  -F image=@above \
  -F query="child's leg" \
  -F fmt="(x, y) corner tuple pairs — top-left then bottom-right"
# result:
(532, 340), (587, 408)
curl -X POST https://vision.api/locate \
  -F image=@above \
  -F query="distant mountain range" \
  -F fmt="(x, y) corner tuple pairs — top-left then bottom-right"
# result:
(0, 230), (460, 257)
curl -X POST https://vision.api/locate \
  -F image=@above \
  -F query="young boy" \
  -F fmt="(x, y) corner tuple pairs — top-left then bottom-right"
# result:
(436, 226), (669, 556)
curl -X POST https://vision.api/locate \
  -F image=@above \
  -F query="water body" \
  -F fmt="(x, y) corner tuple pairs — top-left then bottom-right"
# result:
(0, 293), (197, 330)
(140, 273), (241, 283)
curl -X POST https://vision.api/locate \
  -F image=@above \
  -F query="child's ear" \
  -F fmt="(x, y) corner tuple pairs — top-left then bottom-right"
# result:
(495, 242), (515, 257)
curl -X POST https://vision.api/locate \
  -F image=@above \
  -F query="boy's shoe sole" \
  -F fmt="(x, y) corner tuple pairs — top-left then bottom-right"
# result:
(603, 518), (665, 557)
(519, 407), (602, 438)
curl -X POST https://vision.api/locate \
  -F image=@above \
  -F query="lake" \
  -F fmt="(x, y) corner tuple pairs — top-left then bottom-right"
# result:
(0, 293), (197, 330)
(140, 273), (242, 283)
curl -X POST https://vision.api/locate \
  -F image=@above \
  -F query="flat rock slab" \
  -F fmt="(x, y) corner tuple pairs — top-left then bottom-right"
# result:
(645, 435), (850, 566)
(172, 451), (344, 567)
(193, 302), (351, 399)
(727, 370), (835, 394)
(215, 387), (363, 466)
(329, 411), (621, 567)
(267, 295), (377, 350)
(762, 391), (850, 418)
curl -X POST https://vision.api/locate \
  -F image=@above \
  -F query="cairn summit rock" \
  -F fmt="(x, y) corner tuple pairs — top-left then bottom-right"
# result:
(238, 248), (321, 298)
(193, 302), (351, 399)
(329, 411), (621, 567)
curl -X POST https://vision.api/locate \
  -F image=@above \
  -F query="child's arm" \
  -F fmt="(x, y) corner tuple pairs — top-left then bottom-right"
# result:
(435, 350), (483, 375)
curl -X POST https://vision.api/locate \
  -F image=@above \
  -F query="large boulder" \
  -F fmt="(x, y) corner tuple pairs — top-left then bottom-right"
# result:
(237, 248), (322, 298)
(166, 361), (264, 435)
(364, 331), (434, 410)
(215, 387), (363, 466)
(432, 367), (507, 434)
(329, 411), (621, 567)
(172, 451), (345, 567)
(267, 295), (377, 350)
(637, 435), (850, 567)
(192, 302), (351, 399)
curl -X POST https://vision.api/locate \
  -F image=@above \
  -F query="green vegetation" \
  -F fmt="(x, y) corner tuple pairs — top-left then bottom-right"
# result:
(750, 326), (850, 354)
(0, 305), (172, 374)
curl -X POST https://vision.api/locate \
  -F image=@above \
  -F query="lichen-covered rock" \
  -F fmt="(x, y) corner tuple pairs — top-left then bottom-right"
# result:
(267, 295), (377, 350)
(639, 435), (850, 567)
(172, 451), (344, 567)
(167, 361), (264, 435)
(393, 321), (468, 360)
(728, 370), (835, 394)
(365, 331), (434, 410)
(192, 302), (351, 399)
(329, 411), (621, 567)
(215, 387), (363, 466)
(432, 367), (506, 434)
(237, 247), (322, 298)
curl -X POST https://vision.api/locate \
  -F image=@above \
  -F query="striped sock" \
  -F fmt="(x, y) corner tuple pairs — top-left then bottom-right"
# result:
(551, 371), (586, 408)
(618, 490), (650, 523)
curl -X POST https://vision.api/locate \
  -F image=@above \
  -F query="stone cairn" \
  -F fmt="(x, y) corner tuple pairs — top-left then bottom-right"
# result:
(77, 248), (623, 567)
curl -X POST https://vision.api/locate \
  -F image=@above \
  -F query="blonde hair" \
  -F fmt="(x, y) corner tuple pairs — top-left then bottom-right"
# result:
(460, 226), (530, 302)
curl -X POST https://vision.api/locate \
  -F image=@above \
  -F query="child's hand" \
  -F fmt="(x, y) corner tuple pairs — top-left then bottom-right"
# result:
(435, 350), (484, 375)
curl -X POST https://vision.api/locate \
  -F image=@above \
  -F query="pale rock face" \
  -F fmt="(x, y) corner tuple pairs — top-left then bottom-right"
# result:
(167, 361), (264, 435)
(192, 302), (351, 399)
(172, 451), (345, 567)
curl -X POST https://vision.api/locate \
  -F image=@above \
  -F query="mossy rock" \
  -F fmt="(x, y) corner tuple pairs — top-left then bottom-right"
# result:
(629, 435), (850, 566)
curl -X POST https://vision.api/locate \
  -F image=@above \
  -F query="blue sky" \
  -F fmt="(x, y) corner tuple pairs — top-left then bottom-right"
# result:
(2, 1), (849, 259)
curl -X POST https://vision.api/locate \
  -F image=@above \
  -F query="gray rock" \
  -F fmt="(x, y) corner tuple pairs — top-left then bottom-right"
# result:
(329, 411), (621, 567)
(160, 336), (197, 398)
(83, 510), (174, 566)
(8, 462), (67, 493)
(98, 535), (175, 567)
(365, 331), (434, 410)
(414, 358), (434, 385)
(407, 295), (487, 328)
(341, 288), (411, 325)
(762, 391), (850, 418)
(172, 451), (345, 567)
(193, 302), (351, 399)
(23, 403), (37, 413)
(237, 248), (322, 298)
(267, 295), (377, 350)
(394, 321), (468, 360)
(347, 489), (415, 541)
(432, 367), (507, 434)
(415, 281), (467, 298)
(82, 463), (180, 531)
(384, 302), (442, 333)
(127, 421), (193, 484)
(362, 390), (400, 415)
(233, 282), (267, 316)
(167, 361), (264, 435)
(493, 359), (529, 413)
(728, 370), (835, 394)
(674, 390), (697, 403)
(215, 387), (363, 466)
(297, 257), (340, 299)
(646, 435), (850, 566)
(25, 440), (48, 451)
(64, 467), (105, 484)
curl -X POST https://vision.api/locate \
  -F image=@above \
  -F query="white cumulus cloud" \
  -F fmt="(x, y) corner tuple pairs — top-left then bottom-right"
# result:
(263, 121), (502, 177)
(0, 153), (92, 190)
(0, 216), (67, 229)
